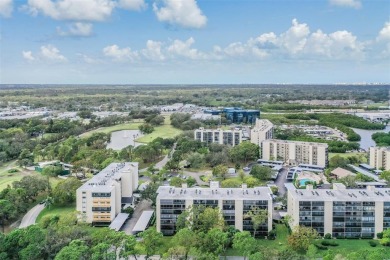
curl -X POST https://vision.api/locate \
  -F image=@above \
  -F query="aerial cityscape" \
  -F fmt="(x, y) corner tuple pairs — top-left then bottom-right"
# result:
(1, 0), (390, 260)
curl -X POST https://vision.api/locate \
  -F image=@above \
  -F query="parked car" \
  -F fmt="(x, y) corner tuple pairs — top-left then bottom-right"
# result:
(243, 167), (250, 171)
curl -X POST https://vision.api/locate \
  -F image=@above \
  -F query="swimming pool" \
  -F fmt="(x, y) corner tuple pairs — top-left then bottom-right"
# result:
(299, 178), (312, 186)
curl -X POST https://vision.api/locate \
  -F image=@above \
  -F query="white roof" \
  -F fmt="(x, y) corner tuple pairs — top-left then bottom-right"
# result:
(132, 211), (154, 233)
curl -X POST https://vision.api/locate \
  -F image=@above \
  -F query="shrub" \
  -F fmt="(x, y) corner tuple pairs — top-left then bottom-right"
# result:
(321, 240), (338, 246)
(369, 241), (378, 247)
(122, 206), (134, 218)
(377, 232), (383, 239)
(7, 168), (19, 173)
(268, 229), (276, 240)
(324, 233), (332, 239)
(314, 243), (328, 250)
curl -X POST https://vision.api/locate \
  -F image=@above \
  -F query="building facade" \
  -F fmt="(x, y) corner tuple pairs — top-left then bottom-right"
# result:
(261, 139), (328, 167)
(156, 183), (273, 236)
(369, 146), (390, 171)
(194, 127), (243, 146)
(76, 162), (138, 225)
(204, 107), (260, 124)
(250, 119), (274, 146)
(286, 183), (390, 238)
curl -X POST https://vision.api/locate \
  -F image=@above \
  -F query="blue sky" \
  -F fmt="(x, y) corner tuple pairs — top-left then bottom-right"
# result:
(0, 0), (389, 84)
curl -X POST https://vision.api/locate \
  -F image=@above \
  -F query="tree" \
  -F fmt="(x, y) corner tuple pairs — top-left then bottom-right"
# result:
(42, 165), (62, 193)
(230, 142), (259, 163)
(198, 228), (228, 256)
(380, 228), (390, 246)
(287, 226), (319, 252)
(138, 123), (154, 134)
(339, 175), (357, 188)
(221, 178), (242, 188)
(55, 239), (89, 260)
(169, 177), (184, 187)
(171, 228), (197, 259)
(178, 205), (225, 232)
(187, 152), (204, 169)
(186, 176), (196, 187)
(141, 182), (160, 206)
(250, 165), (272, 181)
(139, 227), (163, 259)
(52, 178), (82, 205)
(0, 200), (16, 232)
(233, 231), (257, 260)
(329, 155), (350, 169)
(380, 170), (390, 182)
(244, 207), (268, 237)
(119, 235), (138, 260)
(212, 164), (228, 180)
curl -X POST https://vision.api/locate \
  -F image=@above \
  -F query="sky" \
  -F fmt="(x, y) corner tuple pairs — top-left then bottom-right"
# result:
(0, 0), (389, 84)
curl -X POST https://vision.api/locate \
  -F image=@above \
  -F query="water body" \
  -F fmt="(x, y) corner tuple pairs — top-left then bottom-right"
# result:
(106, 130), (143, 150)
(352, 125), (390, 150)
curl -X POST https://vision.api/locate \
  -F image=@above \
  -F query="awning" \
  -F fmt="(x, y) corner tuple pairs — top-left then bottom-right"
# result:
(132, 210), (154, 233)
(109, 213), (129, 231)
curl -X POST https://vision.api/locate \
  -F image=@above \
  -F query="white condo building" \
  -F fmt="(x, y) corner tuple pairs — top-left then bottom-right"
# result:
(250, 119), (274, 146)
(156, 182), (273, 236)
(286, 183), (390, 238)
(369, 146), (390, 171)
(76, 162), (138, 225)
(194, 127), (243, 146)
(261, 139), (328, 167)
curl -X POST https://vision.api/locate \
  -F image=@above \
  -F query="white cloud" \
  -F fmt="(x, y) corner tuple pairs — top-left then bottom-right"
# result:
(280, 19), (310, 54)
(375, 22), (390, 57)
(22, 51), (35, 61)
(103, 44), (138, 61)
(329, 0), (361, 9)
(57, 22), (93, 37)
(167, 37), (206, 59)
(118, 0), (146, 11)
(25, 0), (116, 21)
(141, 40), (165, 61)
(40, 45), (67, 61)
(0, 0), (13, 17)
(153, 0), (207, 28)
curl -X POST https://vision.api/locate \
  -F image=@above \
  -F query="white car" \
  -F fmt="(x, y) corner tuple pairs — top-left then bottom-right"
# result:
(243, 167), (250, 171)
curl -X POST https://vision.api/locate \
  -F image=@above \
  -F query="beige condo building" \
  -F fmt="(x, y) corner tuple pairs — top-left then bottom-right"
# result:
(76, 162), (138, 225)
(250, 119), (274, 146)
(156, 182), (273, 236)
(286, 183), (390, 238)
(194, 127), (244, 146)
(369, 146), (390, 171)
(261, 139), (328, 167)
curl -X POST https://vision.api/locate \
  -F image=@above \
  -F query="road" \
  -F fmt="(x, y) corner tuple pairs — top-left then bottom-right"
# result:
(19, 204), (45, 228)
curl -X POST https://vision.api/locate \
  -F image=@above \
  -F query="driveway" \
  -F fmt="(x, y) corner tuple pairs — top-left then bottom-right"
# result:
(121, 200), (152, 235)
(19, 204), (45, 228)
(182, 170), (208, 186)
(274, 167), (288, 197)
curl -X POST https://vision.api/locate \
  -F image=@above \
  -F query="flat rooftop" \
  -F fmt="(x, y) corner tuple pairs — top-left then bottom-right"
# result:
(78, 162), (138, 192)
(263, 139), (328, 147)
(285, 183), (390, 202)
(157, 186), (272, 200)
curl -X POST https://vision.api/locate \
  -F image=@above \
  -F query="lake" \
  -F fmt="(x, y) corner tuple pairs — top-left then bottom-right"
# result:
(352, 125), (390, 150)
(106, 130), (143, 150)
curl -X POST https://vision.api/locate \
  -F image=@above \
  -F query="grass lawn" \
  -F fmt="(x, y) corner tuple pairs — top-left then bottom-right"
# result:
(36, 203), (76, 224)
(79, 121), (143, 138)
(136, 124), (182, 143)
(0, 160), (43, 191)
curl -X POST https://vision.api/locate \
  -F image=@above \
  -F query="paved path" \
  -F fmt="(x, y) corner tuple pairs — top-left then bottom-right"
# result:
(274, 167), (288, 197)
(19, 204), (45, 228)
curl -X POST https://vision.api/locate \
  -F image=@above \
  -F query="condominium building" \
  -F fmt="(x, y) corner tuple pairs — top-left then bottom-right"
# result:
(286, 183), (390, 238)
(369, 146), (390, 171)
(76, 162), (138, 225)
(261, 139), (328, 167)
(250, 119), (274, 146)
(194, 127), (243, 146)
(156, 182), (273, 236)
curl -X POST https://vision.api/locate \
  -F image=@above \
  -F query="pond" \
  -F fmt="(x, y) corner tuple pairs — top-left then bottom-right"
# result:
(106, 130), (143, 150)
(352, 125), (390, 150)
